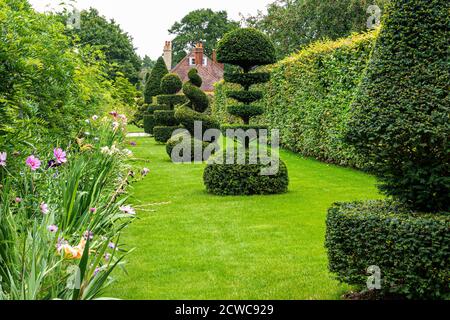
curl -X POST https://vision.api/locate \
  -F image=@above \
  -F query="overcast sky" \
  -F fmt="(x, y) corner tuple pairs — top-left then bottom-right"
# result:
(29, 0), (273, 59)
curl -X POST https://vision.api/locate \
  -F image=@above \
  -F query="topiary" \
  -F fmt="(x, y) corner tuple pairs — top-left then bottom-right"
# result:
(204, 152), (289, 195)
(216, 27), (276, 145)
(166, 130), (213, 162)
(345, 0), (449, 212)
(204, 27), (288, 196)
(216, 28), (277, 72)
(160, 73), (183, 95)
(147, 72), (185, 143)
(170, 68), (219, 161)
(144, 57), (168, 104)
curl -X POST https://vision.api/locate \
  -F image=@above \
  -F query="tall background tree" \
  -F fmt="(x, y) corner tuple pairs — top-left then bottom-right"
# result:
(244, 0), (389, 58)
(168, 9), (239, 65)
(64, 8), (142, 84)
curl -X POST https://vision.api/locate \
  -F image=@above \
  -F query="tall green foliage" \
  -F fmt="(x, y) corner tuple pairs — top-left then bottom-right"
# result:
(346, 0), (449, 212)
(144, 57), (168, 104)
(64, 8), (142, 84)
(168, 9), (239, 65)
(245, 0), (389, 58)
(212, 31), (377, 168)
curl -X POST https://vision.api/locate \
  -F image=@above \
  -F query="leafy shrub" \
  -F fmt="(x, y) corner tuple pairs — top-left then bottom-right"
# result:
(217, 28), (277, 71)
(227, 90), (263, 104)
(154, 125), (181, 143)
(160, 73), (183, 94)
(147, 104), (170, 113)
(154, 110), (178, 126)
(182, 70), (210, 113)
(143, 114), (155, 134)
(224, 72), (270, 90)
(212, 31), (377, 168)
(345, 0), (449, 212)
(174, 105), (219, 136)
(156, 94), (187, 108)
(204, 154), (289, 195)
(144, 57), (168, 104)
(325, 200), (450, 299)
(187, 68), (203, 87)
(227, 105), (264, 122)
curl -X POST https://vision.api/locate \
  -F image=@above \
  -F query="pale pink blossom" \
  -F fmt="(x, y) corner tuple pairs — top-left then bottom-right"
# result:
(0, 152), (6, 167)
(47, 225), (58, 233)
(15, 197), (22, 203)
(53, 148), (67, 164)
(89, 207), (97, 213)
(26, 155), (41, 171)
(40, 202), (49, 214)
(112, 121), (120, 130)
(119, 205), (136, 215)
(109, 111), (118, 118)
(92, 115), (99, 121)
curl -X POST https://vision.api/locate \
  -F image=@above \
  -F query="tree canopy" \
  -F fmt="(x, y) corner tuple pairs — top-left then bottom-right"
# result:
(168, 9), (239, 65)
(64, 8), (142, 84)
(244, 0), (389, 58)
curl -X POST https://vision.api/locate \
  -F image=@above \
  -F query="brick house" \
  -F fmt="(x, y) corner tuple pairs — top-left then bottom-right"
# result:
(163, 41), (224, 92)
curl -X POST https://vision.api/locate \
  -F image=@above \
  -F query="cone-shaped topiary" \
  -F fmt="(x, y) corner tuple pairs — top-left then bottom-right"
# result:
(144, 57), (168, 104)
(168, 68), (219, 161)
(345, 0), (449, 212)
(203, 28), (288, 196)
(151, 73), (187, 143)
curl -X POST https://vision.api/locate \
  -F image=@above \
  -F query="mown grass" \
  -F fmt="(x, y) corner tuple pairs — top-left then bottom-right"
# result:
(106, 136), (382, 299)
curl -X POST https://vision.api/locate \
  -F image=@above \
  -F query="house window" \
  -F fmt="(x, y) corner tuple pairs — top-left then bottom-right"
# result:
(189, 57), (195, 66)
(203, 57), (207, 66)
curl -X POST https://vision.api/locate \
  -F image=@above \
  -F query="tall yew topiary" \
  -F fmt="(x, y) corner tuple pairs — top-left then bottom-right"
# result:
(144, 57), (168, 104)
(203, 28), (289, 196)
(217, 28), (276, 132)
(346, 0), (449, 212)
(151, 73), (187, 143)
(168, 69), (218, 160)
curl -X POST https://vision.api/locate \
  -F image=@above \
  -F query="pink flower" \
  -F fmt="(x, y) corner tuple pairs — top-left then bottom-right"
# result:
(108, 242), (116, 249)
(0, 152), (6, 167)
(47, 225), (58, 233)
(112, 121), (120, 130)
(119, 205), (136, 215)
(109, 111), (118, 118)
(104, 253), (111, 261)
(40, 202), (49, 214)
(15, 197), (22, 203)
(53, 148), (67, 164)
(26, 155), (41, 171)
(89, 207), (97, 213)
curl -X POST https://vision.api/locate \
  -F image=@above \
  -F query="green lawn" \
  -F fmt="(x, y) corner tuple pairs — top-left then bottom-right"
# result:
(126, 123), (143, 133)
(106, 137), (382, 299)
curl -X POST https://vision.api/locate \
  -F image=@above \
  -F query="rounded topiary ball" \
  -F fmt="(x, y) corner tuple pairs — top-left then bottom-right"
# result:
(216, 28), (277, 70)
(160, 73), (182, 95)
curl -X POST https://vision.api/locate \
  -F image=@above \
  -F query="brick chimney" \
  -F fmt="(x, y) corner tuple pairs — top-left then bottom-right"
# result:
(163, 41), (172, 70)
(194, 42), (204, 66)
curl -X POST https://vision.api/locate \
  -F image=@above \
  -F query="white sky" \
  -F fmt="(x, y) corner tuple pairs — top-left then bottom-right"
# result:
(29, 0), (273, 59)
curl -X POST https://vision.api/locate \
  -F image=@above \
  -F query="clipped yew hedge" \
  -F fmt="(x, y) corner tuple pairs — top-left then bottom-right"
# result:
(326, 200), (450, 299)
(212, 31), (378, 168)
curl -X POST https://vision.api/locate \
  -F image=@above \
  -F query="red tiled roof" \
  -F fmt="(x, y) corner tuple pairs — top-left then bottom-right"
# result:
(171, 51), (224, 92)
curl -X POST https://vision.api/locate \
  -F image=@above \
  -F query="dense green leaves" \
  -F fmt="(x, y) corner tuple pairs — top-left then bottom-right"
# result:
(204, 154), (289, 195)
(213, 31), (377, 168)
(217, 28), (277, 71)
(64, 8), (142, 84)
(144, 57), (168, 104)
(168, 9), (239, 65)
(245, 0), (389, 58)
(346, 0), (450, 212)
(326, 200), (450, 299)
(160, 73), (183, 95)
